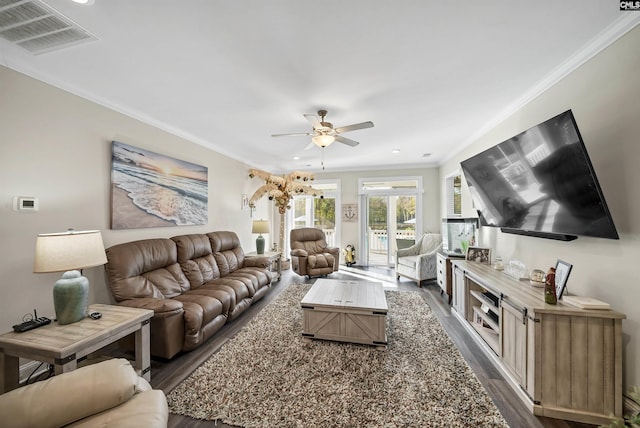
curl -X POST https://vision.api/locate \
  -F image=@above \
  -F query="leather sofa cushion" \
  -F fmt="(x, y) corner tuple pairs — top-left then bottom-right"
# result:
(172, 295), (225, 335)
(308, 253), (334, 270)
(290, 228), (330, 254)
(67, 389), (168, 428)
(208, 231), (245, 276)
(0, 359), (140, 428)
(106, 238), (190, 301)
(205, 278), (251, 304)
(173, 234), (221, 288)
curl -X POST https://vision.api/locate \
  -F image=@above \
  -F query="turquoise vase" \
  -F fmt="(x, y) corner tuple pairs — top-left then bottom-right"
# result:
(53, 270), (89, 325)
(256, 234), (265, 254)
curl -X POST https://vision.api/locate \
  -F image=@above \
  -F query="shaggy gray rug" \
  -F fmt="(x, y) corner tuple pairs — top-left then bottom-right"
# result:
(167, 284), (508, 427)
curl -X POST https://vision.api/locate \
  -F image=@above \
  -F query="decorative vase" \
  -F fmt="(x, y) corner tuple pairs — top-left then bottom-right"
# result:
(256, 234), (265, 254)
(53, 270), (89, 324)
(544, 267), (557, 305)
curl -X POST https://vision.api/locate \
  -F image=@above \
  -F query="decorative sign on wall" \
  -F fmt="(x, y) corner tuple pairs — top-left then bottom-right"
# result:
(111, 141), (208, 229)
(342, 204), (358, 222)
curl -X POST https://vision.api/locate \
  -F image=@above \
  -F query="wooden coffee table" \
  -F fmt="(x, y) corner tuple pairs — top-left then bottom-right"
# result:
(300, 278), (388, 349)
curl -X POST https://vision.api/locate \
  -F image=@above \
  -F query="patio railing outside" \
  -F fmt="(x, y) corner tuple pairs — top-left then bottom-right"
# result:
(369, 229), (415, 253)
(321, 229), (415, 253)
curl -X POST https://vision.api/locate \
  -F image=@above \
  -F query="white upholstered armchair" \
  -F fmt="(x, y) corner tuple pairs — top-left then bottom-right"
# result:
(395, 233), (442, 286)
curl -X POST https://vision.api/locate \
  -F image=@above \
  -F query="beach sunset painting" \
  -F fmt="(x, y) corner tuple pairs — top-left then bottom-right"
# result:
(111, 141), (208, 229)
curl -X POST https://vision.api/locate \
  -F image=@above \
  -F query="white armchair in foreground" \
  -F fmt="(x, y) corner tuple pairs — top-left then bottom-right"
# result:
(395, 233), (442, 286)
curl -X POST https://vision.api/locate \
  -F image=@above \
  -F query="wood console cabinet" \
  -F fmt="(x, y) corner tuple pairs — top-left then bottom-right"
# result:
(436, 252), (464, 304)
(451, 260), (625, 425)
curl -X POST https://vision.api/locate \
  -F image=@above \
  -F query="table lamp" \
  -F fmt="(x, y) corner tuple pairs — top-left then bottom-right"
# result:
(252, 220), (270, 254)
(33, 229), (107, 325)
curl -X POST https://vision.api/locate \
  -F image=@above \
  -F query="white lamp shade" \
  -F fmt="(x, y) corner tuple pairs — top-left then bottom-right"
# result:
(312, 134), (335, 148)
(252, 220), (270, 234)
(34, 229), (107, 273)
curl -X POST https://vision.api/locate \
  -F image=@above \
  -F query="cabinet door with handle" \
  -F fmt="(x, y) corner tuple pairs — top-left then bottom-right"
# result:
(500, 300), (527, 388)
(452, 265), (466, 315)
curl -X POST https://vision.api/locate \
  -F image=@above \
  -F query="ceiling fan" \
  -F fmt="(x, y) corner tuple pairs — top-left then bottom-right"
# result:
(272, 109), (374, 148)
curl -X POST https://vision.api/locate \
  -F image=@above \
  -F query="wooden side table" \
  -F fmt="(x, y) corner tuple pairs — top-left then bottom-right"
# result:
(246, 251), (282, 282)
(0, 304), (153, 393)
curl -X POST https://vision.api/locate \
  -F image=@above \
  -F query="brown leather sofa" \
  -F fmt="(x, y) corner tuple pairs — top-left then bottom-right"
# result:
(105, 231), (273, 359)
(0, 358), (168, 428)
(290, 227), (340, 277)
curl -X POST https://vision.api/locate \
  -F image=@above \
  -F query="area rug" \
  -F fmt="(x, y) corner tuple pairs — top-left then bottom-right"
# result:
(167, 284), (508, 427)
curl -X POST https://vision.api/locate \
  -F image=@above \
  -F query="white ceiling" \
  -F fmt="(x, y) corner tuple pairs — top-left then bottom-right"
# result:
(2, 1), (638, 173)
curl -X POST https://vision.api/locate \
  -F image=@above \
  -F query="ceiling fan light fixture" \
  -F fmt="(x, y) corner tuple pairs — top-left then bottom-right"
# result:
(312, 134), (335, 148)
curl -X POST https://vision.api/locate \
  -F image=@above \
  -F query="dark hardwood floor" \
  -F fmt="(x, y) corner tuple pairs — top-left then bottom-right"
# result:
(118, 267), (596, 428)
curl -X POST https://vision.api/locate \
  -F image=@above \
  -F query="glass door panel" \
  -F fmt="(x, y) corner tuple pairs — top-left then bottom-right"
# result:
(292, 196), (337, 247)
(365, 195), (417, 267)
(314, 197), (336, 247)
(394, 195), (417, 260)
(367, 196), (388, 267)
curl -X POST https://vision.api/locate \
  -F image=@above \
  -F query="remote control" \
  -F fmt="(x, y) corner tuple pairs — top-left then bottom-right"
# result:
(12, 317), (51, 333)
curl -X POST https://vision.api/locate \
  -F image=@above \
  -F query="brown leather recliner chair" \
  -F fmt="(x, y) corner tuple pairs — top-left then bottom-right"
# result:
(290, 227), (339, 277)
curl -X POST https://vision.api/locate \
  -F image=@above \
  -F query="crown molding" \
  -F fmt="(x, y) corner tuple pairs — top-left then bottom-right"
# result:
(443, 14), (640, 166)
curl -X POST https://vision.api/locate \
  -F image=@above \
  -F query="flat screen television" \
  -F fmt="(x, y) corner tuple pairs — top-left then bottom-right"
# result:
(460, 110), (618, 241)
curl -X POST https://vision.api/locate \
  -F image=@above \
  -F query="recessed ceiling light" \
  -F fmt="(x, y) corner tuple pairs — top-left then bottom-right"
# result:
(422, 153), (432, 158)
(292, 156), (300, 160)
(72, 0), (95, 5)
(391, 149), (400, 154)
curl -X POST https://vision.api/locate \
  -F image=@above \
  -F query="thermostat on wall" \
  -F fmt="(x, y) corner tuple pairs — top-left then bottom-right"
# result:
(13, 196), (39, 212)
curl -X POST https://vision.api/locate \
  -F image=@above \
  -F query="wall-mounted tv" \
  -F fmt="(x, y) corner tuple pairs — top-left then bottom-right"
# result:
(460, 110), (618, 241)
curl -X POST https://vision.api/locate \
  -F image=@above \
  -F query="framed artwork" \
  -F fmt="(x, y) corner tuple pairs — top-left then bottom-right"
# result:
(342, 204), (358, 222)
(111, 141), (208, 229)
(466, 246), (491, 264)
(554, 259), (573, 300)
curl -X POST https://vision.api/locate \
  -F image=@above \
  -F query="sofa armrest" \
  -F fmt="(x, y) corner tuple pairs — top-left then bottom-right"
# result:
(118, 298), (183, 319)
(416, 244), (442, 259)
(396, 235), (427, 258)
(291, 248), (308, 257)
(416, 249), (438, 265)
(67, 389), (169, 428)
(396, 246), (415, 257)
(243, 256), (269, 268)
(0, 359), (138, 428)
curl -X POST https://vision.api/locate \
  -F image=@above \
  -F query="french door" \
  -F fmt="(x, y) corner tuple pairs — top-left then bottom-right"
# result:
(359, 177), (422, 267)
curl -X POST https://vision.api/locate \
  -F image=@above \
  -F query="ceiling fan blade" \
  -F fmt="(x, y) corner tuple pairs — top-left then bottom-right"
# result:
(335, 135), (360, 147)
(335, 121), (374, 134)
(304, 114), (321, 129)
(271, 132), (313, 137)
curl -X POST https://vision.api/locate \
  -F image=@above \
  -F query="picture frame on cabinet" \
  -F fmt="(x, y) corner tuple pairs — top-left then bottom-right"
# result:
(466, 246), (491, 264)
(554, 259), (572, 299)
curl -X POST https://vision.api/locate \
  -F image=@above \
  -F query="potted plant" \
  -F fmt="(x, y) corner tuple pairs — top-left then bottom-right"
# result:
(602, 387), (640, 428)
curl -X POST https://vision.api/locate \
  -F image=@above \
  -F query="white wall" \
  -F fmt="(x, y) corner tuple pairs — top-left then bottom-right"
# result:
(0, 66), (269, 334)
(440, 26), (640, 388)
(316, 167), (440, 254)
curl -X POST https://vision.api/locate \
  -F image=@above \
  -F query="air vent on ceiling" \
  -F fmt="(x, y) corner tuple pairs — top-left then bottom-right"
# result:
(0, 0), (97, 54)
